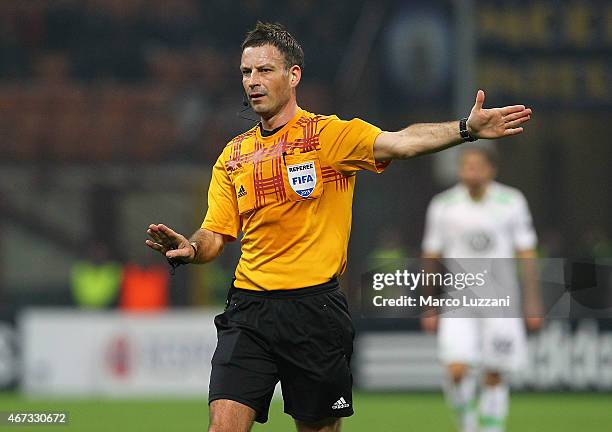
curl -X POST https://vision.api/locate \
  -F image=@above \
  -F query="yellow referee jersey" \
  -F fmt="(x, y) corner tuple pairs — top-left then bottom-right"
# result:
(202, 108), (387, 290)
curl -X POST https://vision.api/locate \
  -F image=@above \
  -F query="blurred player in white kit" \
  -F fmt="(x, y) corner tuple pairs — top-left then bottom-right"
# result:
(421, 146), (543, 432)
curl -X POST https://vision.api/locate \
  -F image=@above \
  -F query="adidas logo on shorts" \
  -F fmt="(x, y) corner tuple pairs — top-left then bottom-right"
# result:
(237, 185), (247, 198)
(331, 397), (350, 410)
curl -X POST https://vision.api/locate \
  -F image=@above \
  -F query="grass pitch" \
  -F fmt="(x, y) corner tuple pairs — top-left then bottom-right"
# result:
(0, 392), (610, 431)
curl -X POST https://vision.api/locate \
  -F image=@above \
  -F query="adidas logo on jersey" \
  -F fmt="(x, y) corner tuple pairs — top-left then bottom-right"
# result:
(237, 185), (247, 198)
(331, 397), (350, 409)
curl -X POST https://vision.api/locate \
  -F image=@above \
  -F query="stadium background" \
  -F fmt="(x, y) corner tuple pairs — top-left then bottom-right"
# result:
(0, 0), (611, 430)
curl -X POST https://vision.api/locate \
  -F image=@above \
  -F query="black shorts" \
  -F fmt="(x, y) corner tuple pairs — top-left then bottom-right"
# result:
(208, 278), (355, 423)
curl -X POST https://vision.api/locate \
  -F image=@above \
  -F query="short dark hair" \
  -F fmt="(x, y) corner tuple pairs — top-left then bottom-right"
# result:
(241, 22), (304, 70)
(462, 145), (499, 168)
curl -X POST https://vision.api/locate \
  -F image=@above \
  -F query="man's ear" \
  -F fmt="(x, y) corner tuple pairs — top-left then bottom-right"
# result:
(289, 65), (301, 88)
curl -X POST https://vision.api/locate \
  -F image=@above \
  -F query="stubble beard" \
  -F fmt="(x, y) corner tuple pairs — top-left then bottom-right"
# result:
(254, 95), (288, 122)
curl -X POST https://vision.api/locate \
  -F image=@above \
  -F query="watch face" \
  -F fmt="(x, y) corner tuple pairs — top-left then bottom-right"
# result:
(460, 118), (475, 141)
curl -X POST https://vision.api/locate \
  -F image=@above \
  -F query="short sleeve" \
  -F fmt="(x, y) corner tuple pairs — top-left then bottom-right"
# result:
(422, 198), (444, 255)
(511, 193), (537, 251)
(319, 117), (388, 175)
(201, 153), (240, 240)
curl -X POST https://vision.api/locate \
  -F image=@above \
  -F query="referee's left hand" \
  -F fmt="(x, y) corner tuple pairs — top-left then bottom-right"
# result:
(145, 223), (195, 262)
(466, 90), (532, 139)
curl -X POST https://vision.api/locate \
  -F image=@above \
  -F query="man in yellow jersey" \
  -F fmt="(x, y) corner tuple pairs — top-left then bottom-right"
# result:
(145, 22), (532, 432)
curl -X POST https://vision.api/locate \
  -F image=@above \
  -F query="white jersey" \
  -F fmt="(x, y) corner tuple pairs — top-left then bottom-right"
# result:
(422, 181), (537, 307)
(422, 181), (536, 258)
(423, 182), (536, 370)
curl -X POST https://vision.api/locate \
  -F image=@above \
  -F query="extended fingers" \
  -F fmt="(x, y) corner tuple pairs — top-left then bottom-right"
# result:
(501, 107), (531, 133)
(158, 224), (179, 239)
(147, 224), (177, 252)
(146, 223), (186, 256)
(148, 223), (177, 241)
(156, 230), (174, 245)
(505, 116), (531, 129)
(500, 105), (526, 116)
(147, 227), (165, 245)
(503, 127), (524, 136)
(145, 239), (164, 252)
(504, 108), (531, 122)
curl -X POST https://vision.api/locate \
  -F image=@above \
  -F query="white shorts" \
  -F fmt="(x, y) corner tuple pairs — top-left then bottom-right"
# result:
(438, 317), (527, 372)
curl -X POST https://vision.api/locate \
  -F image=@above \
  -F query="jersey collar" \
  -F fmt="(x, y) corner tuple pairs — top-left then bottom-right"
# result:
(255, 107), (304, 140)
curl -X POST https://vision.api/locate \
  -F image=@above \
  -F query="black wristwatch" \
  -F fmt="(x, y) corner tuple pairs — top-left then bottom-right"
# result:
(460, 117), (477, 142)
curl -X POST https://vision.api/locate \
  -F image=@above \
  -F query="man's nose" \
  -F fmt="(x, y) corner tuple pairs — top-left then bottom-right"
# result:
(247, 71), (261, 88)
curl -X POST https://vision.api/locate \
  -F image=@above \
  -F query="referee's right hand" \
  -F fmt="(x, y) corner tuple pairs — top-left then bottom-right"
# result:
(145, 224), (195, 262)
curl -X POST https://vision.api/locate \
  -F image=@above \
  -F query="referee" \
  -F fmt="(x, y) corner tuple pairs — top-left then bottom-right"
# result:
(145, 22), (532, 432)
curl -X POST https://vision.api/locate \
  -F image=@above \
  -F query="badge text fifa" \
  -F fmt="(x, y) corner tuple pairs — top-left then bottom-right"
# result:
(287, 161), (317, 198)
